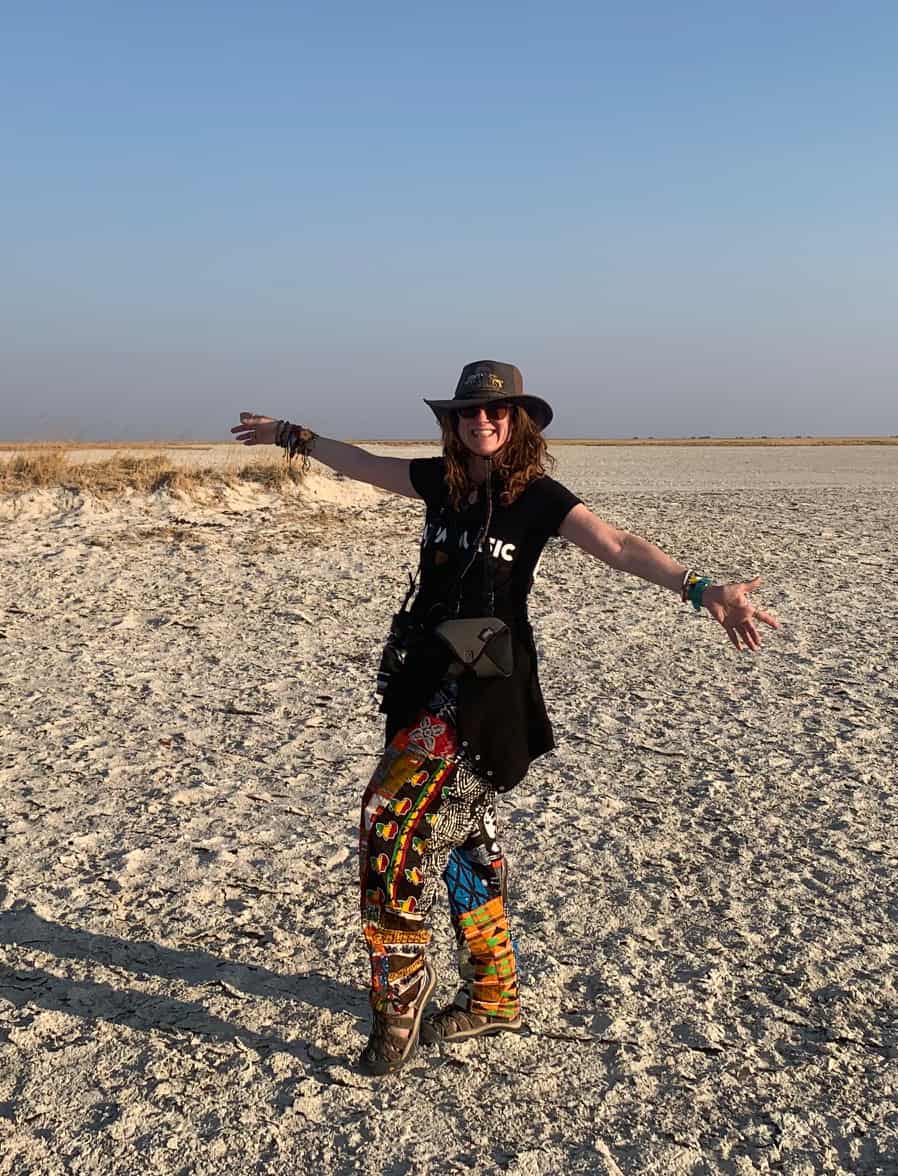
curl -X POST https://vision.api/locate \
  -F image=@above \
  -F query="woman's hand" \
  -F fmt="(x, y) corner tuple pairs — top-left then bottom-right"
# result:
(230, 412), (279, 446)
(702, 576), (779, 652)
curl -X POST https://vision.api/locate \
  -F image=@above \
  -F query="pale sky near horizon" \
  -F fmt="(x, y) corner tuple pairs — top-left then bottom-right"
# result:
(3, 2), (897, 441)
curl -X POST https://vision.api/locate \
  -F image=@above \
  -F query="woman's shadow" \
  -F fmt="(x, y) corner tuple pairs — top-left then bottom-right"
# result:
(0, 903), (365, 1059)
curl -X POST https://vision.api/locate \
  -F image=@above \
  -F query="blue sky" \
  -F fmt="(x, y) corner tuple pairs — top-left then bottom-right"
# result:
(3, 1), (897, 439)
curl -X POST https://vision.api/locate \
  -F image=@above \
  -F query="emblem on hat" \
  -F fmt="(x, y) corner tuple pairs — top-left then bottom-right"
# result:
(463, 369), (505, 392)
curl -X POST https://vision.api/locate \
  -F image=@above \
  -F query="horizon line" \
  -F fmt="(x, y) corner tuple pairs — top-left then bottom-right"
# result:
(2, 434), (897, 450)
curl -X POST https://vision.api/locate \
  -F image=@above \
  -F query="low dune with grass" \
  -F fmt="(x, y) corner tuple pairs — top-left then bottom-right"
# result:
(0, 448), (305, 496)
(0, 443), (391, 520)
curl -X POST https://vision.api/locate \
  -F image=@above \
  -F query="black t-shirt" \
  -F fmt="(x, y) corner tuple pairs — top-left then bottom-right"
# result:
(408, 457), (581, 629)
(381, 457), (582, 792)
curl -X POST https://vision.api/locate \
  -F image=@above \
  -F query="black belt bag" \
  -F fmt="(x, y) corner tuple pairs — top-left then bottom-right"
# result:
(434, 617), (514, 679)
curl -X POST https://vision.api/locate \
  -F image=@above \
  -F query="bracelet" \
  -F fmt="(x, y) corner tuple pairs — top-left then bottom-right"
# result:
(688, 576), (713, 611)
(682, 569), (713, 610)
(275, 421), (318, 471)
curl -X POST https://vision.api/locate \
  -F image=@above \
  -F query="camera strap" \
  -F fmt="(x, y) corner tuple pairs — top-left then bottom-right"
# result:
(448, 458), (496, 618)
(393, 532), (424, 624)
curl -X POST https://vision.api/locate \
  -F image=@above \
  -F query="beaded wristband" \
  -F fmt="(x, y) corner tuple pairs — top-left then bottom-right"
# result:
(688, 576), (713, 611)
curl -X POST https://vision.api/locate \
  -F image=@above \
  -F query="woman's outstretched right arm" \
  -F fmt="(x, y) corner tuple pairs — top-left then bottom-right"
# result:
(229, 412), (420, 499)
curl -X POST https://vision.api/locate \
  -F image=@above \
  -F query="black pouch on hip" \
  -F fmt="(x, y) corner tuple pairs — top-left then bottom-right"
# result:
(434, 617), (513, 679)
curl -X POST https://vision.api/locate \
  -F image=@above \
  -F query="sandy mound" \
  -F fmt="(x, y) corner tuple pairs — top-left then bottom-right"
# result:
(0, 463), (383, 525)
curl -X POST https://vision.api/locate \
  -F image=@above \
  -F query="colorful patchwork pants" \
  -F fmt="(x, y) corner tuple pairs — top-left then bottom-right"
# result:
(359, 708), (519, 1022)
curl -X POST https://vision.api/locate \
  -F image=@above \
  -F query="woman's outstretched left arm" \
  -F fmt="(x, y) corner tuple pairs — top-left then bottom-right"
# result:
(558, 503), (779, 652)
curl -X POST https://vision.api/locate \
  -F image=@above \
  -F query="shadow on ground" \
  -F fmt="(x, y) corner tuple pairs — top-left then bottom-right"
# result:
(0, 905), (366, 1057)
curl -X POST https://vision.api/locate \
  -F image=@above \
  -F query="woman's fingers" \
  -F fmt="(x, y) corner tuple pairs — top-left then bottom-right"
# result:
(230, 412), (276, 445)
(724, 622), (742, 651)
(721, 606), (763, 652)
(742, 621), (761, 650)
(725, 623), (759, 652)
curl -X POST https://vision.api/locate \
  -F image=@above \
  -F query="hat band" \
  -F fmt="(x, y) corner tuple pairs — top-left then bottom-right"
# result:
(456, 387), (515, 401)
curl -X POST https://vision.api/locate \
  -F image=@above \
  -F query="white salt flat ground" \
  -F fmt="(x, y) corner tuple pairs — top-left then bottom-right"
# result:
(1, 445), (896, 1174)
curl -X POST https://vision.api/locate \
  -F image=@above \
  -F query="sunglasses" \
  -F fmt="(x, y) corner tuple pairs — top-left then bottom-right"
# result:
(456, 403), (511, 421)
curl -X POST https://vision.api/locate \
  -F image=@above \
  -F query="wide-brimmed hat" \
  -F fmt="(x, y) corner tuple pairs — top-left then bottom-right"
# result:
(424, 361), (553, 430)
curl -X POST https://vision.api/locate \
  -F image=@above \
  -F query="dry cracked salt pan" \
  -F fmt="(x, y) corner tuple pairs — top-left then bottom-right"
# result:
(0, 444), (896, 1173)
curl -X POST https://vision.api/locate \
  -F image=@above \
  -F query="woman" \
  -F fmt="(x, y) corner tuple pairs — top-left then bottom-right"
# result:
(231, 360), (778, 1076)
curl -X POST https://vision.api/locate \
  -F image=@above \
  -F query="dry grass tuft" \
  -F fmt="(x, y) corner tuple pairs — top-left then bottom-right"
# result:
(235, 461), (306, 489)
(0, 448), (71, 488)
(0, 449), (305, 496)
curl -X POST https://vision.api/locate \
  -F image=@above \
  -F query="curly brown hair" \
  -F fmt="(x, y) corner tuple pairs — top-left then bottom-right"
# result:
(439, 405), (555, 509)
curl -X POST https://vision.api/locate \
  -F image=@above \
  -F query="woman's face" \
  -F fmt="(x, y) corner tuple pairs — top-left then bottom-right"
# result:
(454, 404), (513, 459)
